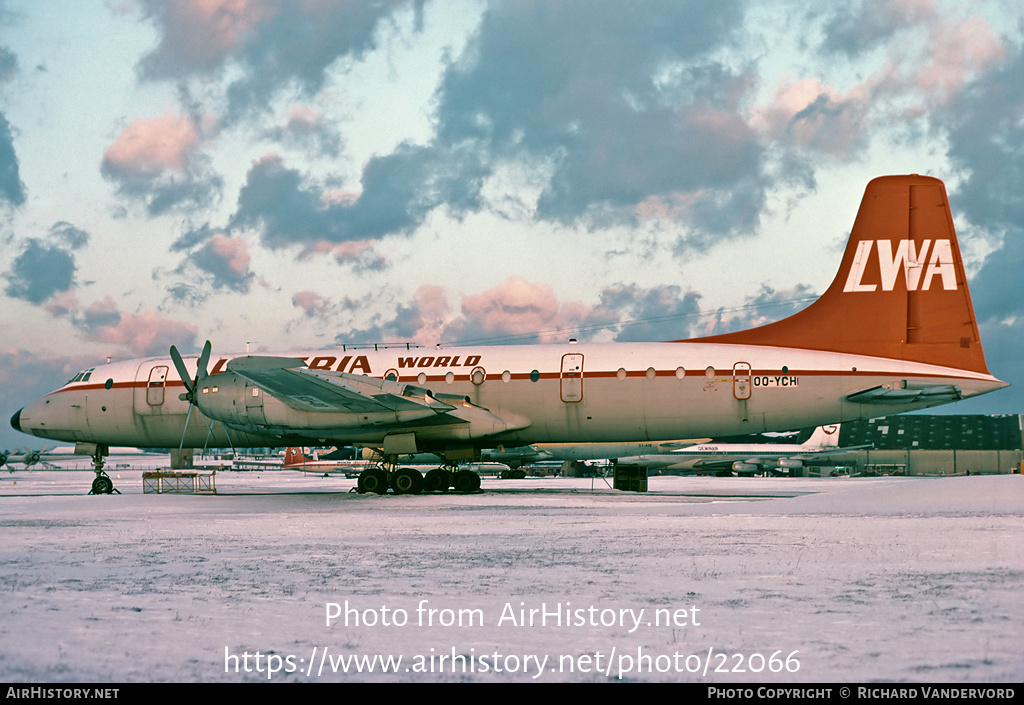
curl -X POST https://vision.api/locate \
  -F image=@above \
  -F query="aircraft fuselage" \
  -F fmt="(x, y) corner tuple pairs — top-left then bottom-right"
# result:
(12, 340), (1005, 453)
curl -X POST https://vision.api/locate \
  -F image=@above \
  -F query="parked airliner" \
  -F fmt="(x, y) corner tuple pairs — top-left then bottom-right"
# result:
(10, 175), (1008, 494)
(616, 424), (864, 475)
(281, 447), (370, 476)
(481, 438), (707, 467)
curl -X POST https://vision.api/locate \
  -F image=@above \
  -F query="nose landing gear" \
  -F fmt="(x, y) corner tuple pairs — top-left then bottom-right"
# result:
(85, 444), (120, 495)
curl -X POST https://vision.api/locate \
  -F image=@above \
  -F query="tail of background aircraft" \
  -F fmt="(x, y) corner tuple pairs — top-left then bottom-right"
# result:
(803, 424), (841, 449)
(687, 175), (992, 376)
(283, 447), (311, 467)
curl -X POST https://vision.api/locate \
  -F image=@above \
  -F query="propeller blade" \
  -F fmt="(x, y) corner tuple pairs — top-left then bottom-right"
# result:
(179, 402), (194, 452)
(172, 340), (213, 453)
(196, 340), (212, 382)
(169, 345), (193, 393)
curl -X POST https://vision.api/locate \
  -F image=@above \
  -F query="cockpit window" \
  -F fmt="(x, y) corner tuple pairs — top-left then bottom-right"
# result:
(67, 368), (95, 385)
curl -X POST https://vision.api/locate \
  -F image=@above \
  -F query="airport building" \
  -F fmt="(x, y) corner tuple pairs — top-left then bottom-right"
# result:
(730, 415), (1024, 476)
(833, 414), (1023, 476)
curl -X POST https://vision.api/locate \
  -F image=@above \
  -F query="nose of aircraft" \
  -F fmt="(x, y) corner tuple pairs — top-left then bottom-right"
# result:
(11, 407), (22, 433)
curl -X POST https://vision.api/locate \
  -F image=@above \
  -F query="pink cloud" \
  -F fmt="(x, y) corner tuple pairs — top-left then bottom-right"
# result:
(37, 296), (196, 358)
(84, 310), (198, 358)
(292, 290), (331, 318)
(1, 349), (99, 412)
(287, 106), (322, 129)
(915, 16), (1005, 104)
(320, 189), (360, 207)
(42, 291), (79, 319)
(462, 277), (558, 328)
(414, 285), (450, 321)
(869, 0), (935, 29)
(296, 239), (385, 270)
(103, 114), (203, 177)
(147, 0), (275, 69)
(331, 240), (374, 260)
(753, 78), (871, 159)
(204, 234), (250, 275)
(635, 190), (705, 221)
(459, 277), (581, 342)
(405, 285), (452, 344)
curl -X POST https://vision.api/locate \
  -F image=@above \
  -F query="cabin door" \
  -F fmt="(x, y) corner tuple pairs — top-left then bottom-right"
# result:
(134, 362), (170, 415)
(560, 353), (584, 403)
(733, 362), (752, 400)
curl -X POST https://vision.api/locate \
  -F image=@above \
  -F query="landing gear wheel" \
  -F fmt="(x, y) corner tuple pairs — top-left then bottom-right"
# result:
(357, 467), (389, 494)
(452, 469), (481, 493)
(391, 467), (424, 495)
(90, 474), (115, 495)
(423, 468), (451, 492)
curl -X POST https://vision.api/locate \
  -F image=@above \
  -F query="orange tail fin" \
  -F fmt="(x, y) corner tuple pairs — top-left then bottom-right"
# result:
(688, 174), (991, 375)
(283, 447), (305, 467)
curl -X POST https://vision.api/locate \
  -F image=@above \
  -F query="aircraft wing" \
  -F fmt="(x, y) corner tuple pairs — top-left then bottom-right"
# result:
(224, 356), (531, 442)
(690, 456), (746, 469)
(227, 356), (457, 415)
(653, 439), (711, 450)
(787, 445), (872, 460)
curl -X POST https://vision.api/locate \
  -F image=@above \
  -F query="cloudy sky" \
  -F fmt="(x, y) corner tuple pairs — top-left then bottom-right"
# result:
(2, 0), (1021, 450)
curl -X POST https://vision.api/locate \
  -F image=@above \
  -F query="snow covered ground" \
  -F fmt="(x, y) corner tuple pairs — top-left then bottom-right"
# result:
(0, 469), (1020, 683)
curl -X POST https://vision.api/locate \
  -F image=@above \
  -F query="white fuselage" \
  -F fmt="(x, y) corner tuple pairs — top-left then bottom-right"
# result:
(14, 340), (1005, 453)
(618, 443), (833, 473)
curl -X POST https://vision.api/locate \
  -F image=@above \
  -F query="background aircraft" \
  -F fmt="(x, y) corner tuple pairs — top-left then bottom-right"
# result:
(615, 424), (865, 476)
(1, 446), (162, 472)
(281, 447), (370, 476)
(1, 447), (55, 471)
(481, 438), (707, 467)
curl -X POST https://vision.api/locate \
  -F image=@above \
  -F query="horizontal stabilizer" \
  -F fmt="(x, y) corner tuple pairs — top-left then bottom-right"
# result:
(845, 383), (961, 405)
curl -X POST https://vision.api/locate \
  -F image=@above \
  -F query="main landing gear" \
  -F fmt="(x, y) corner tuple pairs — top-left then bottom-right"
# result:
(355, 465), (481, 495)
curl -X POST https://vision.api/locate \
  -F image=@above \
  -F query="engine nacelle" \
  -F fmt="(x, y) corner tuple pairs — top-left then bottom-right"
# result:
(731, 461), (760, 474)
(776, 458), (803, 469)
